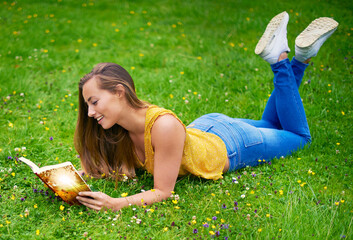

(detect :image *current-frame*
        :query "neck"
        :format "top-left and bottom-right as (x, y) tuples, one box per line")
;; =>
(118, 106), (147, 135)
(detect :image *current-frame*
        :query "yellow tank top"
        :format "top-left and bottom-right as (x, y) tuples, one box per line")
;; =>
(138, 105), (228, 180)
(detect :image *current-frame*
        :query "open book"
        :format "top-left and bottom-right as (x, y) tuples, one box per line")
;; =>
(19, 157), (91, 205)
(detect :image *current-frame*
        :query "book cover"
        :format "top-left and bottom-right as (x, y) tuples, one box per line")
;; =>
(19, 157), (91, 205)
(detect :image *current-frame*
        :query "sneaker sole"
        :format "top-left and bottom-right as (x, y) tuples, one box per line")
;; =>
(295, 17), (339, 48)
(255, 11), (289, 55)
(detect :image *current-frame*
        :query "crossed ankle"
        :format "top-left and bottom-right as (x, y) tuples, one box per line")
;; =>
(277, 52), (288, 62)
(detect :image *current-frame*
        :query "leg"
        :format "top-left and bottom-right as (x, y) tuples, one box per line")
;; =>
(227, 59), (311, 171)
(291, 57), (309, 87)
(259, 57), (309, 129)
(254, 13), (338, 130)
(255, 14), (338, 137)
(253, 12), (291, 128)
(241, 57), (311, 139)
(271, 58), (311, 139)
(234, 127), (310, 170)
(222, 118), (310, 172)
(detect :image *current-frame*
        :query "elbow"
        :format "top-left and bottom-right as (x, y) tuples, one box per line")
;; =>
(155, 188), (172, 201)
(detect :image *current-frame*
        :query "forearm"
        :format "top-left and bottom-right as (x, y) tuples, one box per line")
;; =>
(122, 189), (170, 207)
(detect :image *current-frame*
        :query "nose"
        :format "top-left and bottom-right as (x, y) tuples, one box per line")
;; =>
(88, 105), (95, 118)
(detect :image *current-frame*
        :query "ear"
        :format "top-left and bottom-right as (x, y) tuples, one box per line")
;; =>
(115, 84), (125, 98)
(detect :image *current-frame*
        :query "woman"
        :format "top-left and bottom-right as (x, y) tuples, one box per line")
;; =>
(75, 12), (338, 211)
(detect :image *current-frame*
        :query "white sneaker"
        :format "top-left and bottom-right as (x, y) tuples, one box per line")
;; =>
(255, 11), (290, 65)
(295, 17), (339, 63)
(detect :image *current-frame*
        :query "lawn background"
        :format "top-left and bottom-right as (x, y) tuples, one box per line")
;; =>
(0, 0), (352, 239)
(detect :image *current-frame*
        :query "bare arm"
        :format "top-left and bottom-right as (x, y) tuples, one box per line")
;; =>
(77, 114), (185, 211)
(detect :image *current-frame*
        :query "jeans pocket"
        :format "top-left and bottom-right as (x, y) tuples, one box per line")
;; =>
(230, 120), (263, 147)
(210, 125), (238, 158)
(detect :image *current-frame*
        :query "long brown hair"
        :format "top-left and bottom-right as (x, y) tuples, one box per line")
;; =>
(74, 63), (148, 179)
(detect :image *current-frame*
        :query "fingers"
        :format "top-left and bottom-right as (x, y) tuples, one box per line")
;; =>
(77, 192), (99, 210)
(77, 197), (102, 211)
(78, 191), (98, 198)
(80, 200), (102, 211)
(77, 191), (110, 211)
(77, 195), (97, 205)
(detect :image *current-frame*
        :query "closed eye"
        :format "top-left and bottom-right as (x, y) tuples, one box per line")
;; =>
(92, 100), (98, 105)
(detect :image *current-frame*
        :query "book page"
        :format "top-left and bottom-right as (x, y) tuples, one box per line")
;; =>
(37, 161), (72, 173)
(37, 164), (91, 205)
(18, 157), (39, 173)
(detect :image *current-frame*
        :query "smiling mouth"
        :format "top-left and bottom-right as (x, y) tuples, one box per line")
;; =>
(97, 116), (103, 122)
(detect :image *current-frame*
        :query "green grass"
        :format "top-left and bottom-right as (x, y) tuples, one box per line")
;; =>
(1, 0), (352, 239)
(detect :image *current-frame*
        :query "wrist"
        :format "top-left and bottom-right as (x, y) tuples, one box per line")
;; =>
(123, 197), (132, 207)
(114, 197), (131, 209)
(106, 197), (124, 211)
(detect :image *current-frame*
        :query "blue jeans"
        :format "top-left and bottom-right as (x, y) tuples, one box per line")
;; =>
(187, 58), (311, 171)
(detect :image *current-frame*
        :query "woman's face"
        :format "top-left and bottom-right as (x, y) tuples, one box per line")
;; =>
(82, 77), (125, 129)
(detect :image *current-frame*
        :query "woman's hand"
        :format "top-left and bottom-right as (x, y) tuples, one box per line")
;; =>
(77, 191), (121, 211)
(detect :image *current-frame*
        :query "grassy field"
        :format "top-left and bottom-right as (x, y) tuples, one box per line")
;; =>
(1, 0), (352, 239)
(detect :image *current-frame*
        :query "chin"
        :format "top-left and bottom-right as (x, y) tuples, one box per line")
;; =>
(101, 125), (110, 130)
(100, 123), (114, 130)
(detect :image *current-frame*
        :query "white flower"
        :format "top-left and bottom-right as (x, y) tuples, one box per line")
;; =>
(241, 194), (246, 198)
(174, 194), (180, 200)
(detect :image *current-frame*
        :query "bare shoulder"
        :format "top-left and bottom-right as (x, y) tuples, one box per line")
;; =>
(151, 114), (185, 142)
(153, 114), (183, 128)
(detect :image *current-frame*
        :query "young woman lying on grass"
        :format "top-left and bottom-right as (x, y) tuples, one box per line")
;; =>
(75, 11), (338, 211)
